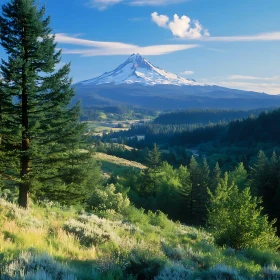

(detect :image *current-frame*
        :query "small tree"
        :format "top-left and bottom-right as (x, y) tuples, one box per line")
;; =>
(207, 173), (280, 250)
(145, 143), (161, 170)
(140, 143), (162, 198)
(188, 156), (210, 224)
(229, 162), (248, 190)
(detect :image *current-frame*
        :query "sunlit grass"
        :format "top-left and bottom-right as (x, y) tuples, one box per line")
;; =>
(95, 152), (147, 170)
(1, 198), (280, 279)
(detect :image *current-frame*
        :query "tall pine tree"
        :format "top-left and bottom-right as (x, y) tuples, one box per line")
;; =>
(0, 0), (100, 208)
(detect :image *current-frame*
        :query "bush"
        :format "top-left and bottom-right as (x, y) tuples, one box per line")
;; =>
(1, 251), (76, 280)
(155, 262), (193, 280)
(0, 199), (43, 228)
(88, 184), (130, 213)
(63, 218), (111, 246)
(148, 210), (173, 230)
(208, 264), (243, 280)
(207, 173), (280, 250)
(262, 265), (280, 279)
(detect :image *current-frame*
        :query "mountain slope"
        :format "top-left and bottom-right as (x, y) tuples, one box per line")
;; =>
(77, 53), (202, 86)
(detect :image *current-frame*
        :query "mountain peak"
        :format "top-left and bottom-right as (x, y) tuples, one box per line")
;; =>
(77, 54), (203, 86)
(130, 53), (142, 58)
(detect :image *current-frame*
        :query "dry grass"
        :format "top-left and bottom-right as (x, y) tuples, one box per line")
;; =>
(95, 152), (146, 170)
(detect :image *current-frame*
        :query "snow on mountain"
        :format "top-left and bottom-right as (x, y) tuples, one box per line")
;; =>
(77, 54), (204, 86)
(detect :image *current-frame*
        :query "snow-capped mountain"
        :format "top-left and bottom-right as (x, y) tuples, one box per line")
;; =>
(77, 53), (203, 86)
(73, 54), (280, 110)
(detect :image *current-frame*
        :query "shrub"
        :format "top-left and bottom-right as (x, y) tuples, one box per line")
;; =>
(125, 248), (166, 279)
(209, 264), (243, 280)
(243, 248), (280, 267)
(262, 265), (280, 279)
(88, 184), (130, 213)
(207, 173), (280, 250)
(155, 262), (193, 280)
(92, 252), (136, 280)
(0, 199), (43, 228)
(162, 243), (185, 261)
(63, 218), (111, 246)
(148, 210), (173, 230)
(1, 251), (77, 280)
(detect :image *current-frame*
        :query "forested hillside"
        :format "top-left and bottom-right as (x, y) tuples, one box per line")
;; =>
(154, 108), (275, 125)
(171, 108), (280, 145)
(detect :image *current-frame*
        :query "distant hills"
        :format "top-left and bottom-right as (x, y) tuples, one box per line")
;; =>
(73, 54), (280, 110)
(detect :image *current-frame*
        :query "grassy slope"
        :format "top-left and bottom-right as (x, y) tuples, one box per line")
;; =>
(1, 199), (280, 279)
(95, 152), (146, 174)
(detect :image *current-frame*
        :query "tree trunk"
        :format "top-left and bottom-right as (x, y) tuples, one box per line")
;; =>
(19, 92), (30, 208)
(19, 30), (30, 209)
(18, 180), (29, 208)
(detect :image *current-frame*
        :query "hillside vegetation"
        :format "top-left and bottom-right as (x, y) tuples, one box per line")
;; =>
(95, 152), (147, 170)
(1, 198), (280, 280)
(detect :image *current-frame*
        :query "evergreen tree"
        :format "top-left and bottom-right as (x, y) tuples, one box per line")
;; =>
(268, 151), (280, 221)
(250, 151), (270, 205)
(210, 162), (221, 192)
(0, 0), (100, 207)
(208, 173), (280, 250)
(139, 143), (162, 198)
(188, 156), (210, 224)
(177, 165), (192, 220)
(229, 162), (248, 190)
(145, 143), (161, 169)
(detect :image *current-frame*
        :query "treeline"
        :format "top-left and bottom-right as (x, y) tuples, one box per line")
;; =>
(171, 108), (280, 146)
(154, 108), (275, 125)
(104, 123), (221, 148)
(106, 108), (280, 149)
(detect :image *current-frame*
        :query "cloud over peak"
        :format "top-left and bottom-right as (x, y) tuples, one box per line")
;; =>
(151, 12), (210, 39)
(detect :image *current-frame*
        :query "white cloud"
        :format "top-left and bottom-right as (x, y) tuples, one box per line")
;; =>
(56, 33), (198, 56)
(201, 75), (280, 95)
(202, 32), (280, 42)
(174, 32), (280, 42)
(181, 70), (194, 75)
(131, 0), (186, 6)
(87, 0), (122, 10)
(56, 33), (136, 49)
(151, 12), (169, 28)
(87, 0), (188, 10)
(228, 75), (280, 81)
(219, 81), (280, 95)
(151, 13), (210, 39)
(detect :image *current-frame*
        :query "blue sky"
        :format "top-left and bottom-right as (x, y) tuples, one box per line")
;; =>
(1, 0), (280, 94)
